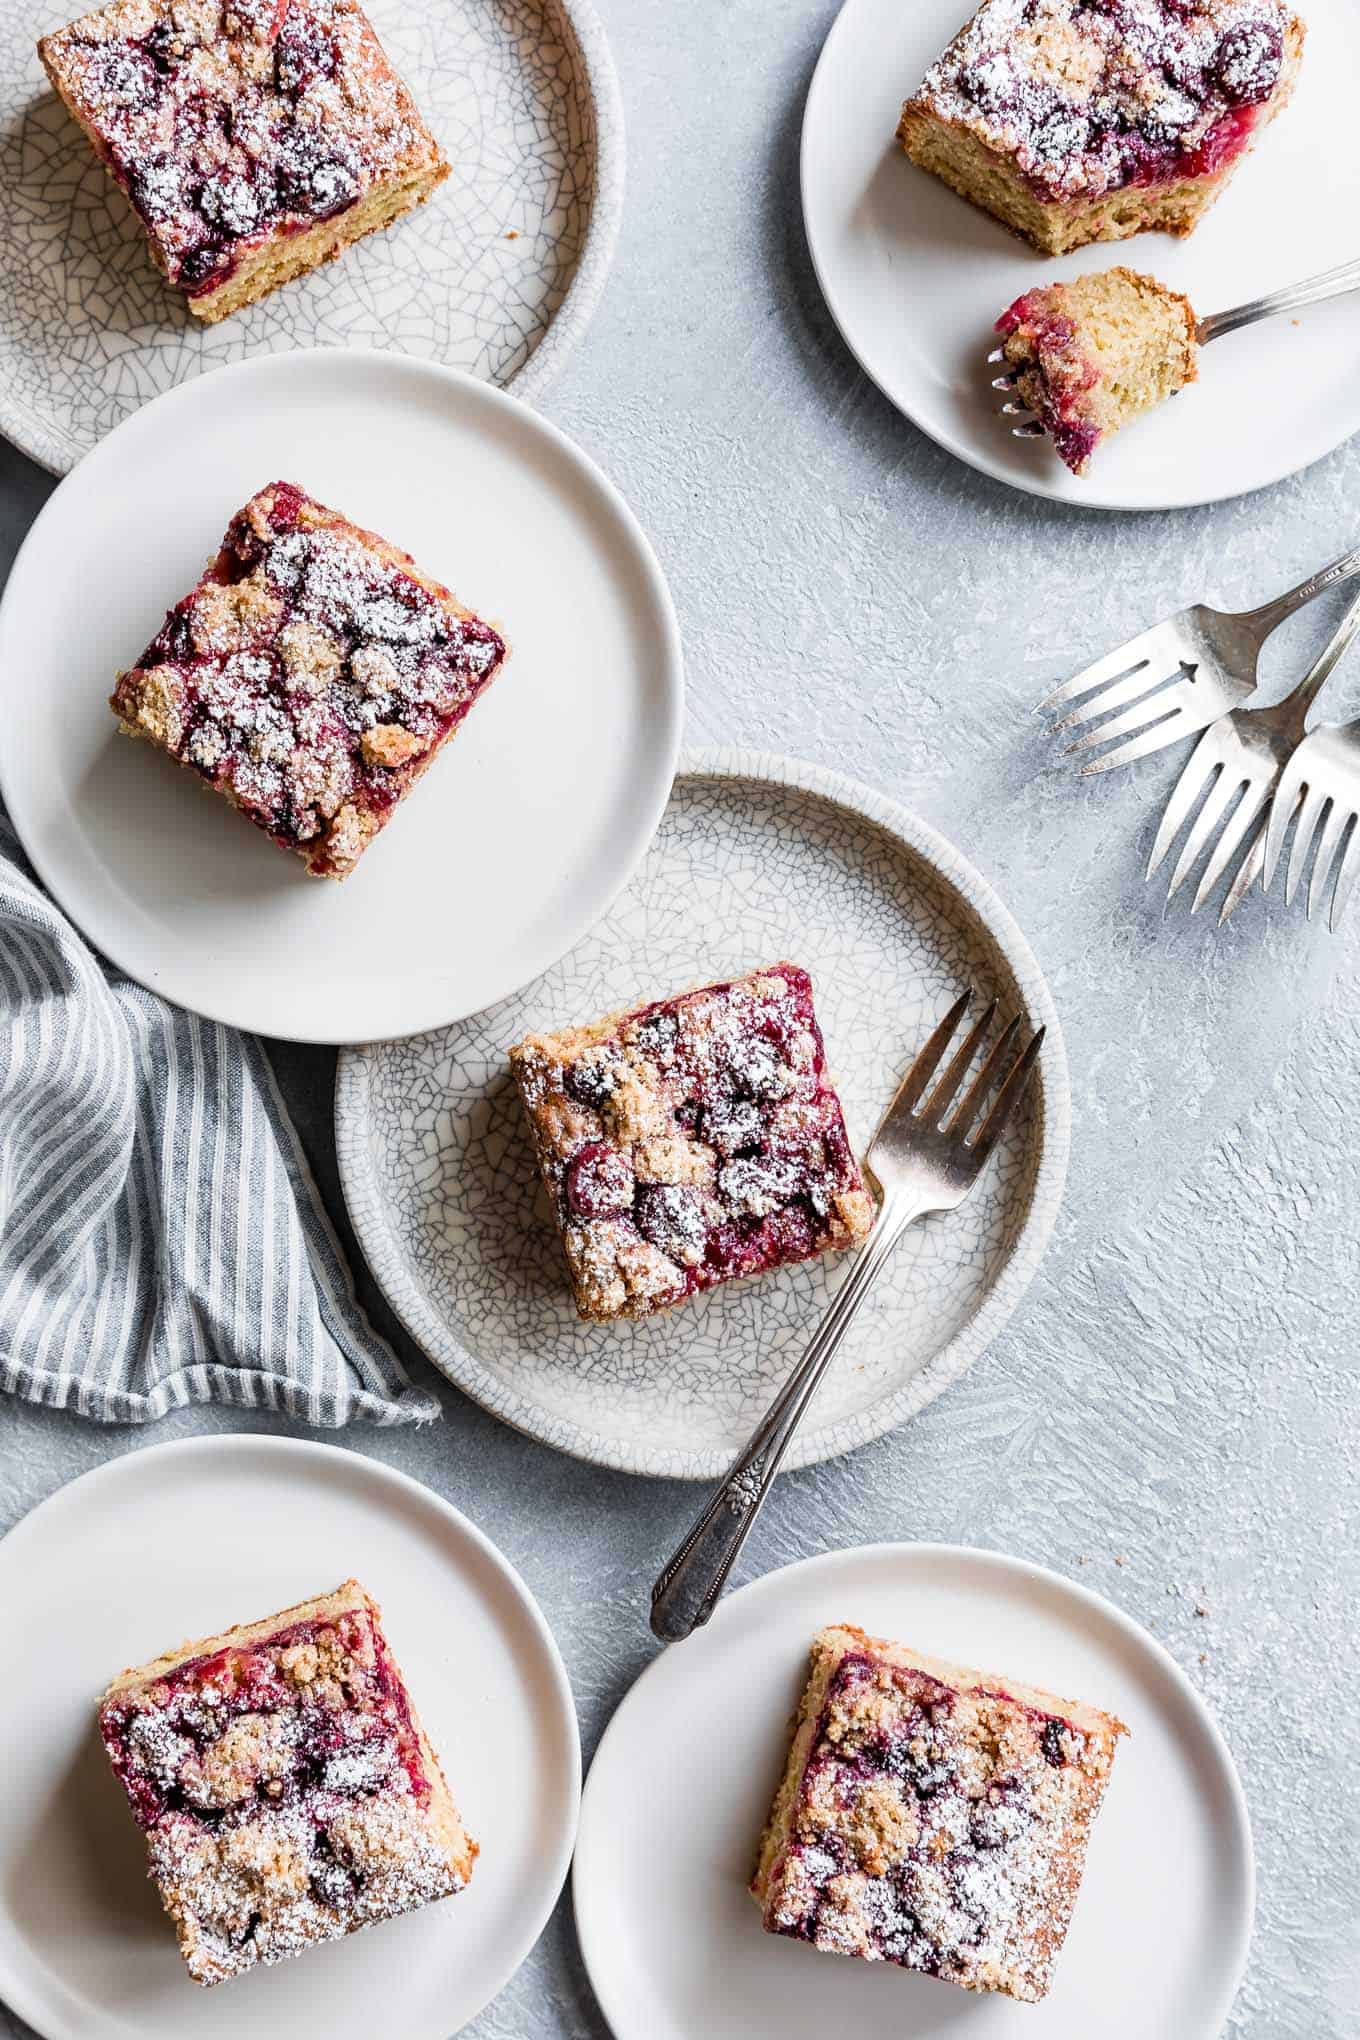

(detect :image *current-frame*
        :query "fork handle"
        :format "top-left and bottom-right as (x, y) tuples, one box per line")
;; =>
(1199, 258), (1360, 344)
(649, 1191), (923, 1644)
(1242, 545), (1360, 638)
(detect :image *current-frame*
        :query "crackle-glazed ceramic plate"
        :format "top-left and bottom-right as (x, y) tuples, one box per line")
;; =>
(0, 1434), (581, 2040)
(336, 751), (1070, 1478)
(0, 347), (683, 1041)
(0, 0), (623, 472)
(802, 0), (1360, 510)
(573, 1544), (1254, 2040)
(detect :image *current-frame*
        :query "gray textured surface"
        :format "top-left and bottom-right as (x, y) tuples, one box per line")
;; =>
(2, 0), (1359, 2034)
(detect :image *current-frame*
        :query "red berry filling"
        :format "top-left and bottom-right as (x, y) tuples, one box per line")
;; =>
(774, 1654), (1087, 1978)
(114, 481), (505, 868)
(515, 966), (875, 1318)
(932, 0), (1289, 204)
(100, 1609), (430, 1841)
(52, 0), (432, 296)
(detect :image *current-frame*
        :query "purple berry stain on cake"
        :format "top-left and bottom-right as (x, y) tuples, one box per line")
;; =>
(511, 966), (877, 1321)
(773, 1655), (1086, 1976)
(931, 0), (1290, 202)
(114, 481), (504, 871)
(48, 0), (432, 297)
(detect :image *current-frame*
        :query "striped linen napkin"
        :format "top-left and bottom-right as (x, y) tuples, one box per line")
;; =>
(0, 810), (438, 1426)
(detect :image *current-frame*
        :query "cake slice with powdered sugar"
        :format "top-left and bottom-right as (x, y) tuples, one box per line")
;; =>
(510, 964), (876, 1323)
(39, 0), (449, 321)
(898, 0), (1305, 256)
(110, 480), (506, 877)
(753, 1623), (1126, 2002)
(98, 1579), (476, 1985)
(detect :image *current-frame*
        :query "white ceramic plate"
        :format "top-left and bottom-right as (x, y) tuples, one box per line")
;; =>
(0, 0), (624, 473)
(802, 0), (1360, 510)
(0, 1433), (580, 2040)
(336, 751), (1070, 1477)
(574, 1543), (1254, 2039)
(0, 347), (683, 1041)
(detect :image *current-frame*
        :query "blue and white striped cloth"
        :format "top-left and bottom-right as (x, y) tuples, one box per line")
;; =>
(0, 809), (438, 1426)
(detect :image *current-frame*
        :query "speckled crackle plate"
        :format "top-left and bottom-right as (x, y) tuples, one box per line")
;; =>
(0, 0), (623, 473)
(336, 751), (1070, 1478)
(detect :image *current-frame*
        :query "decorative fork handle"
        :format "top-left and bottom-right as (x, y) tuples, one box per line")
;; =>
(1244, 544), (1360, 637)
(649, 1190), (923, 1644)
(1198, 258), (1360, 345)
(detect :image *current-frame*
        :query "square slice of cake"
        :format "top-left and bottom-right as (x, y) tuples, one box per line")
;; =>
(110, 480), (507, 877)
(753, 1624), (1126, 2003)
(898, 0), (1305, 256)
(38, 0), (449, 322)
(97, 1579), (476, 1986)
(509, 964), (876, 1323)
(997, 266), (1199, 473)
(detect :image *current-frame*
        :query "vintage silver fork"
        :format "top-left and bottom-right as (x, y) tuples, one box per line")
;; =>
(992, 257), (1360, 441)
(1262, 715), (1360, 930)
(1146, 589), (1360, 924)
(1041, 545), (1360, 776)
(649, 993), (1044, 1644)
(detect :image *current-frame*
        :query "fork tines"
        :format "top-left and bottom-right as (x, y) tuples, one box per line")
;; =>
(1266, 781), (1360, 930)
(896, 991), (1045, 1164)
(986, 347), (1045, 436)
(1040, 625), (1214, 777)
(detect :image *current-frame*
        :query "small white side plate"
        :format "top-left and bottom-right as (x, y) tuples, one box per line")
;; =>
(802, 0), (1360, 510)
(574, 1543), (1254, 2040)
(0, 347), (683, 1042)
(0, 1434), (580, 2040)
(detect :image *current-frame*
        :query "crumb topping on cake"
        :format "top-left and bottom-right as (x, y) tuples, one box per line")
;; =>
(99, 1591), (469, 1984)
(916, 0), (1295, 201)
(40, 0), (442, 297)
(511, 965), (876, 1322)
(110, 481), (505, 876)
(761, 1646), (1121, 2001)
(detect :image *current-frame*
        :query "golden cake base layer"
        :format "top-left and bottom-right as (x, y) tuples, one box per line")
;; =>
(189, 166), (448, 322)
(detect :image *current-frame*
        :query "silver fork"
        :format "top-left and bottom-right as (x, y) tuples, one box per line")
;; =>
(1262, 715), (1360, 930)
(1041, 546), (1360, 776)
(992, 257), (1360, 439)
(649, 993), (1045, 1644)
(1146, 590), (1360, 924)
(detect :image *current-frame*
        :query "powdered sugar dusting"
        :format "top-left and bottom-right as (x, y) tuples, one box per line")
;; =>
(510, 965), (876, 1322)
(99, 1586), (471, 1985)
(914, 0), (1294, 200)
(41, 0), (442, 296)
(761, 1642), (1122, 2003)
(110, 481), (506, 877)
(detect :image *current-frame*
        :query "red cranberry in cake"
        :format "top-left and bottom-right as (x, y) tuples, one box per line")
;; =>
(752, 1624), (1126, 2002)
(898, 0), (1305, 257)
(997, 265), (1200, 474)
(509, 965), (876, 1323)
(98, 1580), (476, 1985)
(110, 481), (507, 878)
(37, 0), (448, 322)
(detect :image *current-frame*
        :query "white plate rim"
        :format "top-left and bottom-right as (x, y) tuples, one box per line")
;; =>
(507, 0), (625, 413)
(572, 1540), (1256, 2040)
(335, 745), (1072, 1477)
(0, 1430), (583, 2040)
(2, 0), (626, 476)
(0, 345), (685, 1044)
(799, 0), (1359, 514)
